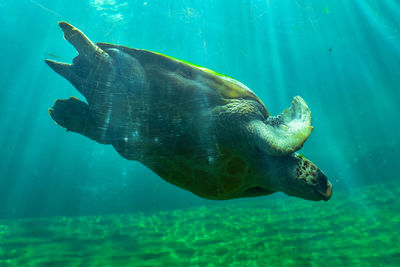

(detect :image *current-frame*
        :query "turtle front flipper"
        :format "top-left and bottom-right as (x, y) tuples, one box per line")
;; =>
(250, 96), (313, 156)
(49, 97), (112, 144)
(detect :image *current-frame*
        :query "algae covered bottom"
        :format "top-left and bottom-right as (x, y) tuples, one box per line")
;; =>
(1, 181), (399, 266)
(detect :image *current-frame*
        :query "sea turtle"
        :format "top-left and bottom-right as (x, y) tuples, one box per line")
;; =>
(46, 22), (332, 201)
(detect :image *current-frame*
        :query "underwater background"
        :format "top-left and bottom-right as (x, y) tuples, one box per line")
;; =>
(0, 0), (399, 265)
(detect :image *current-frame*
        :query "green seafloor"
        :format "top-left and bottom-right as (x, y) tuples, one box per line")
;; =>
(1, 181), (399, 266)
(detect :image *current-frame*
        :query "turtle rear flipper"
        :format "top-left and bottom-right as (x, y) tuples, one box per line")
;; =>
(45, 22), (112, 102)
(49, 97), (112, 144)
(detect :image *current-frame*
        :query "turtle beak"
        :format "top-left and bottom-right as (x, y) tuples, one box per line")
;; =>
(314, 170), (332, 201)
(315, 181), (332, 201)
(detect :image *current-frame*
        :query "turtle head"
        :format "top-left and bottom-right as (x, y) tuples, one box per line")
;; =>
(249, 96), (332, 201)
(265, 154), (332, 201)
(285, 154), (332, 201)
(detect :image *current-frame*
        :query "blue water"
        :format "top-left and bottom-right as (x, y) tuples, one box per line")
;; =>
(0, 0), (399, 265)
